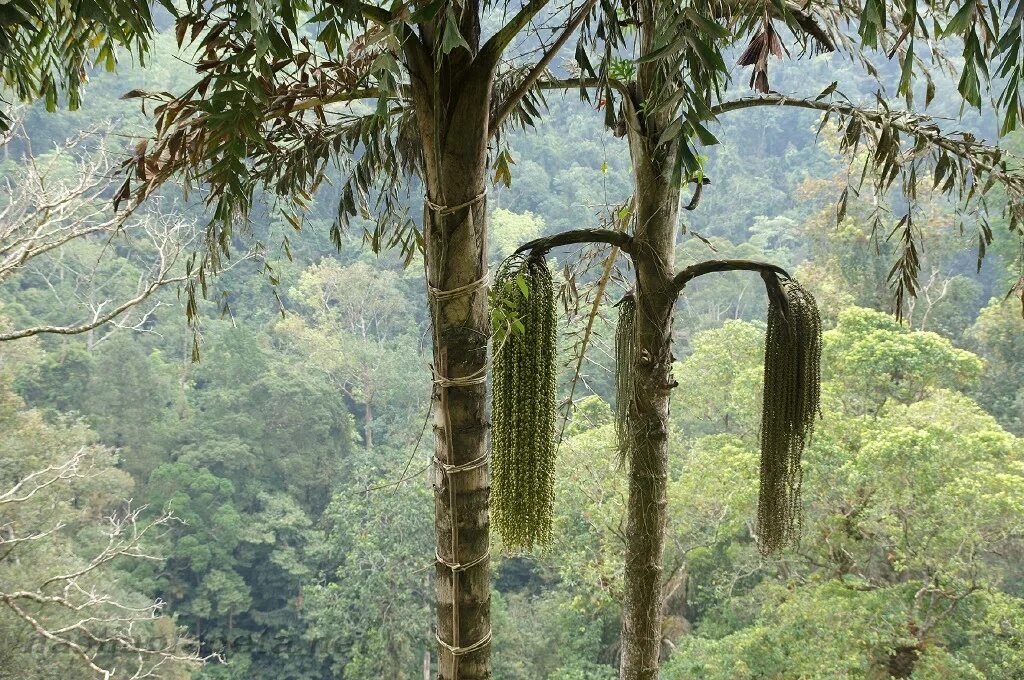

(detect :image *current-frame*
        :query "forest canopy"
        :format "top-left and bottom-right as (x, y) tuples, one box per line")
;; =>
(2, 2), (1024, 680)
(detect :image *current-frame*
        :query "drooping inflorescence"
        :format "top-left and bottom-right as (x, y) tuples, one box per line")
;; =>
(757, 275), (822, 556)
(614, 292), (637, 463)
(490, 253), (557, 551)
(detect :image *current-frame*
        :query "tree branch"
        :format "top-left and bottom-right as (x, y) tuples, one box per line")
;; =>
(0, 274), (186, 342)
(1, 449), (205, 678)
(514, 228), (634, 256)
(0, 451), (94, 508)
(710, 94), (1008, 176)
(672, 259), (791, 296)
(268, 87), (389, 117)
(477, 0), (552, 73)
(534, 76), (632, 102)
(489, 0), (599, 133)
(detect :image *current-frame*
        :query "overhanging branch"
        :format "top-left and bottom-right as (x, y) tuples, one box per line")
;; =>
(515, 228), (634, 256)
(534, 76), (632, 102)
(267, 87), (393, 117)
(672, 259), (790, 296)
(710, 94), (1006, 175)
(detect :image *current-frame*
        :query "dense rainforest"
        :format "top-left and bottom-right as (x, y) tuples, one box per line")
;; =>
(3, 10), (1024, 680)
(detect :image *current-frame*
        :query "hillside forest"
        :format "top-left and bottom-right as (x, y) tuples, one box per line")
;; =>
(3, 5), (1024, 680)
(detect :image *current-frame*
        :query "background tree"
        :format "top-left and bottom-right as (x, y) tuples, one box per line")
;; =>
(0, 340), (202, 679)
(283, 259), (426, 449)
(0, 122), (196, 343)
(499, 309), (1024, 679)
(965, 298), (1024, 434)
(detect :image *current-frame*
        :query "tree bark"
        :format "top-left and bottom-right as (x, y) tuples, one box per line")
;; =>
(363, 367), (374, 450)
(618, 84), (682, 679)
(364, 399), (374, 449)
(406, 9), (494, 678)
(423, 188), (492, 680)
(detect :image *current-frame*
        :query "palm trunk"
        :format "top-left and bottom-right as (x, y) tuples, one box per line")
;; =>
(619, 117), (681, 679)
(423, 188), (492, 680)
(406, 9), (494, 677)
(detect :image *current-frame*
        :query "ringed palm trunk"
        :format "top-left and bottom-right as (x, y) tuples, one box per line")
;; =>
(407, 11), (495, 679)
(619, 125), (681, 679)
(422, 184), (492, 680)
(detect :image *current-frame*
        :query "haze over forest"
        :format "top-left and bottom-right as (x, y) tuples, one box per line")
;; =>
(2, 5), (1024, 680)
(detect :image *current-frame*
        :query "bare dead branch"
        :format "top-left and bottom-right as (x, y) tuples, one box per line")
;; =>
(0, 121), (199, 344)
(1, 448), (207, 678)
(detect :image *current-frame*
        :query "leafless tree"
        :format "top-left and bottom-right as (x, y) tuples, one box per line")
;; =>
(0, 447), (208, 679)
(0, 116), (194, 344)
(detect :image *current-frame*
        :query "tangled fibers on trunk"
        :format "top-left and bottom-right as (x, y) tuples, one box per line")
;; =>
(614, 292), (637, 463)
(757, 275), (822, 556)
(490, 254), (557, 551)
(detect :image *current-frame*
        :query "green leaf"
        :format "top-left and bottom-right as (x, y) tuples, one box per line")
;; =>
(410, 0), (445, 23)
(959, 58), (982, 108)
(690, 120), (720, 147)
(657, 117), (683, 148)
(944, 0), (977, 37)
(815, 81), (838, 101)
(441, 8), (470, 54)
(516, 273), (529, 299)
(493, 149), (515, 188)
(897, 42), (914, 97)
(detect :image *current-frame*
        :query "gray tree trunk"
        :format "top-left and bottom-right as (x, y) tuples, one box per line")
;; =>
(618, 59), (682, 676)
(407, 8), (494, 677)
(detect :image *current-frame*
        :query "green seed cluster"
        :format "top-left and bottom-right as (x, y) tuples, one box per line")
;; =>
(758, 277), (822, 556)
(490, 254), (557, 552)
(614, 293), (637, 463)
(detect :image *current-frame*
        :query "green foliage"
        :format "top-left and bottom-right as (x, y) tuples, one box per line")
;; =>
(672, 320), (766, 438)
(491, 254), (558, 551)
(824, 307), (984, 413)
(303, 480), (433, 680)
(0, 367), (195, 679)
(490, 209), (545, 259)
(0, 0), (166, 132)
(6, 13), (1024, 675)
(283, 259), (428, 448)
(539, 305), (1024, 678)
(669, 317), (1022, 677)
(492, 590), (616, 680)
(966, 298), (1024, 434)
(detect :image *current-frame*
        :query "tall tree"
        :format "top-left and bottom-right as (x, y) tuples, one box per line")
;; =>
(121, 3), (598, 677)
(504, 2), (1024, 677)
